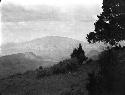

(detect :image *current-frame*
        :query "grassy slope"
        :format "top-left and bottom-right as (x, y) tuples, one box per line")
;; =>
(0, 61), (97, 95)
(0, 53), (56, 78)
(0, 48), (125, 95)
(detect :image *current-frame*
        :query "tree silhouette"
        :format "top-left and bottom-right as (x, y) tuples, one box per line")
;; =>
(71, 43), (87, 64)
(86, 0), (125, 95)
(71, 48), (78, 58)
(86, 0), (125, 46)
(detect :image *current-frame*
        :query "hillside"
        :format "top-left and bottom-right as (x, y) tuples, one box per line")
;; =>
(0, 52), (56, 78)
(0, 47), (125, 95)
(0, 36), (101, 79)
(1, 36), (100, 61)
(87, 47), (125, 95)
(0, 61), (97, 95)
(107, 48), (125, 95)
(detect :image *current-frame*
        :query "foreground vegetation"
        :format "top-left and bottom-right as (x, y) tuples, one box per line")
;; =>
(36, 43), (87, 79)
(0, 44), (125, 95)
(0, 43), (91, 95)
(86, 0), (125, 94)
(0, 0), (125, 94)
(87, 46), (125, 95)
(0, 58), (97, 95)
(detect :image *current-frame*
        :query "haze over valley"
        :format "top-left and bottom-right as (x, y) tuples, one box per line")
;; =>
(0, 36), (101, 78)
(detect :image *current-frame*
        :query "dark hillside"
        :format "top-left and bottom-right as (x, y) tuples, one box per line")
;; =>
(87, 47), (125, 95)
(111, 48), (125, 95)
(0, 52), (56, 78)
(0, 61), (97, 95)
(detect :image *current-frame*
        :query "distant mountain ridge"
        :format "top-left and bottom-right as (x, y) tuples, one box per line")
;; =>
(0, 36), (101, 78)
(1, 36), (100, 61)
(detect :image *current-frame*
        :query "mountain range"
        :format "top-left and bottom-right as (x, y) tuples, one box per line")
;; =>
(1, 36), (100, 60)
(0, 36), (100, 78)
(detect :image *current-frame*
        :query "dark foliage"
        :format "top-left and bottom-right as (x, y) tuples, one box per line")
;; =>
(98, 46), (125, 94)
(50, 58), (79, 74)
(36, 66), (52, 79)
(87, 46), (125, 95)
(87, 72), (98, 95)
(97, 48), (117, 94)
(60, 88), (84, 95)
(36, 67), (49, 79)
(71, 43), (87, 64)
(86, 0), (125, 46)
(36, 58), (80, 79)
(86, 0), (125, 94)
(36, 43), (88, 79)
(60, 84), (85, 95)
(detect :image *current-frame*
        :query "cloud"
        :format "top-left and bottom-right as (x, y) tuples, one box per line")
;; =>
(2, 0), (102, 7)
(1, 3), (61, 22)
(1, 3), (101, 44)
(1, 3), (101, 22)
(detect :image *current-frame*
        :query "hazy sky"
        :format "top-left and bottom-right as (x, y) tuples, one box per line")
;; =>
(1, 0), (103, 45)
(2, 0), (102, 7)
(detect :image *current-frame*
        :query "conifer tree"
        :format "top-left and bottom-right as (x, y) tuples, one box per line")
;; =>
(86, 0), (125, 94)
(71, 43), (87, 64)
(86, 0), (125, 46)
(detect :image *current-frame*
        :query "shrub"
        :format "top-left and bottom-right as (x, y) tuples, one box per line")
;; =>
(71, 43), (87, 64)
(50, 58), (79, 74)
(36, 43), (88, 79)
(36, 58), (80, 79)
(59, 87), (84, 95)
(36, 66), (52, 79)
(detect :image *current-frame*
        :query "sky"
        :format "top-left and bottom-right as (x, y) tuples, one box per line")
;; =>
(1, 0), (103, 45)
(2, 0), (102, 7)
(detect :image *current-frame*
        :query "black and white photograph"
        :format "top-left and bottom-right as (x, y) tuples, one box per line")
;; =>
(0, 0), (125, 95)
